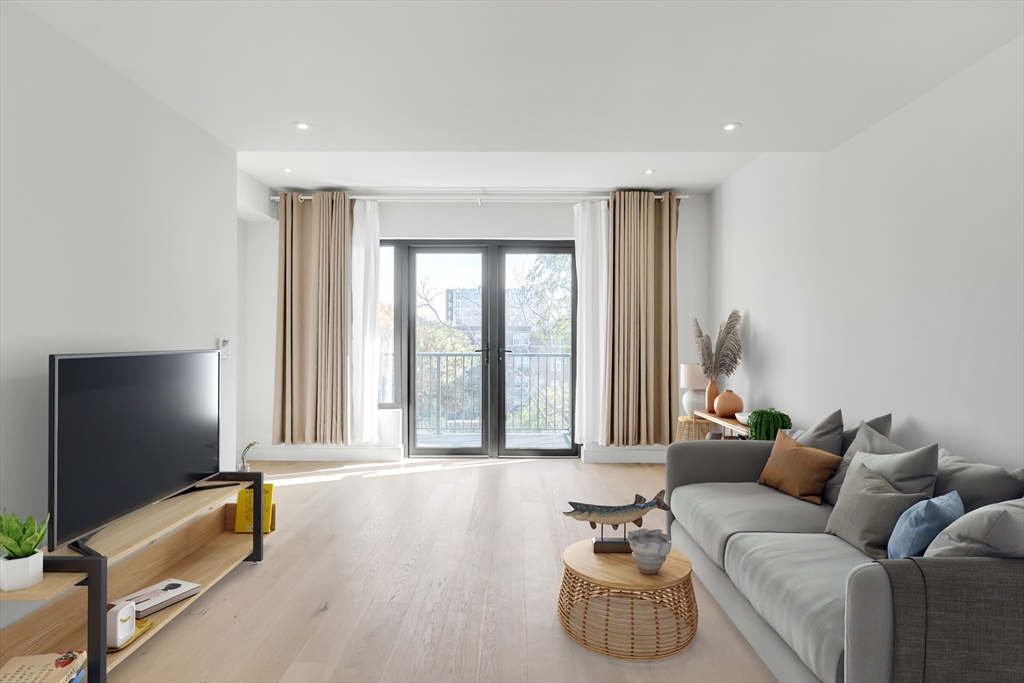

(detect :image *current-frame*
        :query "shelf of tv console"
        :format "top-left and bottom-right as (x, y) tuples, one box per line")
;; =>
(0, 473), (269, 681)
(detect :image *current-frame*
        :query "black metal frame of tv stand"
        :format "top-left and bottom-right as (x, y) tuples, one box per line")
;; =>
(44, 471), (264, 683)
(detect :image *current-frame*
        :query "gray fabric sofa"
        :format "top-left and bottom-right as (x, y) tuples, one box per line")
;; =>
(665, 439), (1023, 683)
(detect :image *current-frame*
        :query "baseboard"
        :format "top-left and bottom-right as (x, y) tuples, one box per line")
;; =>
(670, 521), (820, 682)
(580, 443), (668, 463)
(245, 444), (404, 462)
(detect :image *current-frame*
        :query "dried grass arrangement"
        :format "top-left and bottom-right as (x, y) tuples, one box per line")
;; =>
(693, 310), (743, 381)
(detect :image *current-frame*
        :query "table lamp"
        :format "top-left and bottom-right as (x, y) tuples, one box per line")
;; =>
(680, 364), (707, 417)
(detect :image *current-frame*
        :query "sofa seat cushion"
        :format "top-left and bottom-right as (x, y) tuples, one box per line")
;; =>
(670, 482), (834, 568)
(724, 532), (873, 683)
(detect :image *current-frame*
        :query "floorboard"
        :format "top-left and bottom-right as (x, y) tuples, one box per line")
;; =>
(104, 458), (774, 683)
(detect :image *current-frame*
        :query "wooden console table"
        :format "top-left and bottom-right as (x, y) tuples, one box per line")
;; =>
(0, 472), (266, 682)
(693, 409), (749, 438)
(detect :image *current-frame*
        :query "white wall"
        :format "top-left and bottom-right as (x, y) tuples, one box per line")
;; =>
(239, 220), (280, 450)
(0, 2), (238, 518)
(710, 37), (1024, 471)
(379, 201), (574, 239)
(237, 169), (278, 223)
(236, 219), (250, 451)
(678, 193), (712, 365)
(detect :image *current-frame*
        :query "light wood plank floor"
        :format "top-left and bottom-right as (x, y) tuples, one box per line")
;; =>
(109, 459), (774, 683)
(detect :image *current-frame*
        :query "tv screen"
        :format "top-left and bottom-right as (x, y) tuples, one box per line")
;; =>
(49, 350), (220, 550)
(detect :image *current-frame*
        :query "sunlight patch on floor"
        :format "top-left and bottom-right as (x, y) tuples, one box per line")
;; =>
(266, 457), (542, 486)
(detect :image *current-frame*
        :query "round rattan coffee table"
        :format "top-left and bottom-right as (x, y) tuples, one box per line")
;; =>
(557, 540), (698, 659)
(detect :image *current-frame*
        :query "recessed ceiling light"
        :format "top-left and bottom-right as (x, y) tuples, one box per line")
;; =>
(721, 122), (742, 131)
(282, 168), (293, 173)
(292, 122), (313, 130)
(644, 169), (656, 175)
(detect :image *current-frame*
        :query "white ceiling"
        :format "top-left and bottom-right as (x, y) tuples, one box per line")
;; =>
(22, 0), (1024, 190)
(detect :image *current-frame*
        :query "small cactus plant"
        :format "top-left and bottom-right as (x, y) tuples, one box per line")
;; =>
(0, 510), (49, 559)
(747, 409), (793, 441)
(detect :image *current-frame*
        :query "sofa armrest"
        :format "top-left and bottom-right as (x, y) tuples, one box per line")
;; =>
(845, 563), (895, 683)
(849, 557), (1024, 683)
(664, 439), (773, 528)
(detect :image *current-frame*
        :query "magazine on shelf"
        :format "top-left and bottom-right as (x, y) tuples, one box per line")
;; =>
(0, 650), (86, 683)
(119, 579), (201, 618)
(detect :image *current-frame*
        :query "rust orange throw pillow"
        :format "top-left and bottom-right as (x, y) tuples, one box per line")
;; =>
(758, 431), (843, 504)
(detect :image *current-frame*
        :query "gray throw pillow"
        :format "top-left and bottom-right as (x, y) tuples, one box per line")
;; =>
(924, 499), (1024, 559)
(791, 409), (844, 455)
(934, 448), (1024, 512)
(839, 444), (939, 500)
(826, 465), (928, 559)
(824, 420), (905, 506)
(840, 413), (892, 454)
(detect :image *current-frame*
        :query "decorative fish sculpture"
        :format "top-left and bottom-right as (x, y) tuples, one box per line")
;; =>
(563, 490), (670, 529)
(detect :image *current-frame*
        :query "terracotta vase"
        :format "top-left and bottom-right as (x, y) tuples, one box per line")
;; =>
(705, 379), (720, 413)
(714, 390), (744, 419)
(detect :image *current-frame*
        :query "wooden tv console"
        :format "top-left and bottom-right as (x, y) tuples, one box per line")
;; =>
(0, 472), (267, 682)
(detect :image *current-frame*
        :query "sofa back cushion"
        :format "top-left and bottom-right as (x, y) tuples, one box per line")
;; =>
(826, 465), (928, 559)
(825, 420), (906, 506)
(841, 413), (893, 454)
(838, 444), (939, 500)
(934, 448), (1024, 512)
(924, 499), (1024, 559)
(790, 409), (845, 455)
(758, 432), (842, 505)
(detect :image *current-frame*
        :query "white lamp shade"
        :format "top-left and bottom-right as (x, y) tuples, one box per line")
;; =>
(680, 363), (707, 389)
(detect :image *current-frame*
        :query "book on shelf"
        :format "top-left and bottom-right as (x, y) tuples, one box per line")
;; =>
(119, 579), (200, 618)
(234, 483), (274, 533)
(0, 650), (86, 683)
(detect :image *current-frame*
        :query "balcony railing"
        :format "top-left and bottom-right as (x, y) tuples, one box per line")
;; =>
(415, 352), (482, 433)
(504, 352), (572, 435)
(379, 351), (572, 435)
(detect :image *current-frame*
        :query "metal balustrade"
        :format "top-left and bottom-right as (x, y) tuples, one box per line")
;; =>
(503, 352), (572, 435)
(378, 351), (572, 436)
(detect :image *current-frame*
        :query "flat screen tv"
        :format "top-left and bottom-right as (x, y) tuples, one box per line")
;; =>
(49, 350), (220, 551)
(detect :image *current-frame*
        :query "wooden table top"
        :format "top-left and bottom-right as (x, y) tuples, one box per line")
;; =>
(562, 540), (692, 591)
(693, 409), (749, 437)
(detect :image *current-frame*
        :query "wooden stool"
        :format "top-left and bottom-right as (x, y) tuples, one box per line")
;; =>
(557, 540), (698, 659)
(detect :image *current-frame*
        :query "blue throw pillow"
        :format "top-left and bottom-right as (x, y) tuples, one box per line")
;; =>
(888, 491), (965, 559)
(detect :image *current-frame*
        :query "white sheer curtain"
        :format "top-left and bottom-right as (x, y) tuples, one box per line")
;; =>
(573, 200), (610, 445)
(348, 200), (380, 444)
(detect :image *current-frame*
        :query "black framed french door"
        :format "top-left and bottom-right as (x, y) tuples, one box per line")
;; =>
(394, 241), (577, 458)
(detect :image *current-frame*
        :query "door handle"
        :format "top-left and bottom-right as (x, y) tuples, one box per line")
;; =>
(474, 347), (489, 365)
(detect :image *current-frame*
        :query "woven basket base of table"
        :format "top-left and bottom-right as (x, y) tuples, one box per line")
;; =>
(676, 417), (715, 442)
(557, 568), (698, 659)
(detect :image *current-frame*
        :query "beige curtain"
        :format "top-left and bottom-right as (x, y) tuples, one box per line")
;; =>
(604, 191), (679, 446)
(273, 191), (351, 445)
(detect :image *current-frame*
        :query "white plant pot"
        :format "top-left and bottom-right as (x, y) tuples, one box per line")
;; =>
(0, 550), (43, 592)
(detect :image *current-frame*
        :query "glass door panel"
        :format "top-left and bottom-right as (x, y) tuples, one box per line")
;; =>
(501, 251), (575, 454)
(411, 250), (486, 453)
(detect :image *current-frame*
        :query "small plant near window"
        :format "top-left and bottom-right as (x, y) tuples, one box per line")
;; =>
(239, 441), (259, 472)
(747, 409), (793, 441)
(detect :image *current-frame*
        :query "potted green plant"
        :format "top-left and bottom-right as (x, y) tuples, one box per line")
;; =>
(0, 510), (49, 591)
(746, 408), (793, 441)
(239, 441), (258, 472)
